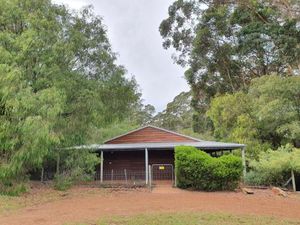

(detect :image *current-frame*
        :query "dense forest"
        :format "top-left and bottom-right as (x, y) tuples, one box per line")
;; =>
(0, 0), (299, 193)
(0, 0), (154, 194)
(159, 0), (300, 186)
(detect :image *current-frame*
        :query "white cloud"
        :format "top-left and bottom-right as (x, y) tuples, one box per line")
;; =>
(52, 0), (89, 9)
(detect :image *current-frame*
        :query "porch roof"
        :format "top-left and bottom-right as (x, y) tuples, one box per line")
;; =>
(71, 141), (245, 151)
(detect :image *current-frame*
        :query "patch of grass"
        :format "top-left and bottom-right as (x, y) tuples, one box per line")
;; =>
(0, 182), (28, 196)
(93, 212), (300, 225)
(0, 195), (24, 214)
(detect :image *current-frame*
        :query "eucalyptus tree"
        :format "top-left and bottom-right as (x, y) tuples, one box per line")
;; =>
(0, 0), (140, 191)
(152, 92), (194, 131)
(160, 0), (300, 132)
(207, 75), (300, 159)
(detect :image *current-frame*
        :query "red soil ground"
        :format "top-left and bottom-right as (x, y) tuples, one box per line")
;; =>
(0, 185), (300, 225)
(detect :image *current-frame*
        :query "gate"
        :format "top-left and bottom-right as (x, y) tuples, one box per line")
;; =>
(150, 164), (174, 186)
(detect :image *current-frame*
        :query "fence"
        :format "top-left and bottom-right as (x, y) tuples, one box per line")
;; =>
(95, 169), (146, 185)
(36, 166), (175, 188)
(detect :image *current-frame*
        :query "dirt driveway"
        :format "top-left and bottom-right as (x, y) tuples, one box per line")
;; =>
(0, 186), (300, 225)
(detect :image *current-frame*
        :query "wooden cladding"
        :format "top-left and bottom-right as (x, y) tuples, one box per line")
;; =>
(103, 151), (145, 171)
(103, 150), (174, 171)
(105, 126), (197, 144)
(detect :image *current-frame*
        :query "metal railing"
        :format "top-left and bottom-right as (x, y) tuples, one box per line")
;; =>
(95, 169), (146, 184)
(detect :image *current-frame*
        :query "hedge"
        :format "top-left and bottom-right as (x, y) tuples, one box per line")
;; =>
(175, 146), (243, 191)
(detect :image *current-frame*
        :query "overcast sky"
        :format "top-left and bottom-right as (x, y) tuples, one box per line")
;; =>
(52, 0), (189, 112)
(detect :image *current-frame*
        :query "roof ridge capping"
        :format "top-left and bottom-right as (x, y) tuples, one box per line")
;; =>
(103, 125), (203, 144)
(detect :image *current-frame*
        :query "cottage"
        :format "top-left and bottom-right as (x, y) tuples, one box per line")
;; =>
(78, 125), (245, 185)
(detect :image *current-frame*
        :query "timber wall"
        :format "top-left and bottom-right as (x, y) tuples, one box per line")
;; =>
(106, 127), (197, 144)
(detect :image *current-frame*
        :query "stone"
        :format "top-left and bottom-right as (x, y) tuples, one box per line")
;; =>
(272, 187), (288, 197)
(242, 187), (254, 194)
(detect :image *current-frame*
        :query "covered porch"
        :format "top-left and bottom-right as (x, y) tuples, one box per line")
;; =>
(92, 141), (246, 185)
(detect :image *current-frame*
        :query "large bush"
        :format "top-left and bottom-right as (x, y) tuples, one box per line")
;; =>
(53, 149), (100, 191)
(175, 146), (243, 191)
(245, 144), (300, 186)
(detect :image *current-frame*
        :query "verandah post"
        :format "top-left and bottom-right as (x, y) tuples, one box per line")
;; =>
(41, 167), (44, 182)
(100, 151), (104, 183)
(145, 148), (148, 184)
(148, 165), (152, 190)
(291, 170), (296, 192)
(56, 151), (60, 175)
(124, 169), (128, 184)
(241, 146), (246, 179)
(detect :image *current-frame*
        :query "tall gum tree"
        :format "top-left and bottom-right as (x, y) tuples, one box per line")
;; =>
(0, 0), (140, 187)
(159, 0), (300, 132)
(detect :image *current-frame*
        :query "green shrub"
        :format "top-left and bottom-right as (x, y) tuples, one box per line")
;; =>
(244, 171), (267, 186)
(0, 181), (27, 196)
(52, 149), (100, 191)
(0, 172), (28, 196)
(53, 174), (73, 191)
(246, 144), (300, 186)
(175, 146), (243, 191)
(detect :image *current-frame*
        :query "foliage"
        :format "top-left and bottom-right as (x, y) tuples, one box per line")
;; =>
(151, 91), (212, 140)
(132, 102), (156, 126)
(175, 146), (243, 191)
(152, 92), (193, 131)
(244, 170), (267, 186)
(207, 92), (269, 159)
(0, 0), (141, 193)
(0, 182), (27, 196)
(207, 92), (253, 140)
(53, 149), (99, 191)
(53, 174), (73, 191)
(60, 149), (99, 182)
(160, 0), (300, 131)
(179, 128), (213, 141)
(87, 120), (139, 144)
(207, 75), (300, 159)
(249, 75), (300, 147)
(246, 144), (300, 186)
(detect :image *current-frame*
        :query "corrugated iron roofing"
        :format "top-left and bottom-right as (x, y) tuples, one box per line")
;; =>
(71, 141), (244, 151)
(67, 126), (245, 151)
